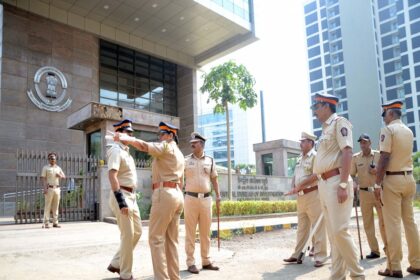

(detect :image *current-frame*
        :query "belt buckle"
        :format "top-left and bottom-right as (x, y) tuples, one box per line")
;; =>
(198, 193), (204, 199)
(368, 186), (374, 192)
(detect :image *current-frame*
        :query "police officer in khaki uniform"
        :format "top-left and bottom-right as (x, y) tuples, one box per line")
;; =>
(184, 132), (221, 274)
(283, 131), (327, 267)
(374, 101), (420, 278)
(115, 121), (184, 280)
(311, 93), (365, 280)
(107, 119), (142, 280)
(41, 152), (65, 228)
(350, 133), (386, 259)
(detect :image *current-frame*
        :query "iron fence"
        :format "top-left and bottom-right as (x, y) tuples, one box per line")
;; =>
(15, 150), (99, 224)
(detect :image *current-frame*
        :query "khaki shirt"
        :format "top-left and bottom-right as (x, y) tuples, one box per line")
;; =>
(313, 113), (353, 174)
(41, 164), (64, 186)
(379, 119), (413, 171)
(351, 150), (379, 187)
(147, 140), (184, 184)
(294, 149), (317, 188)
(185, 153), (218, 193)
(107, 142), (137, 188)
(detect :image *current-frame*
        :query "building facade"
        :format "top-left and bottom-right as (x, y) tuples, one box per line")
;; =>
(303, 0), (420, 152)
(0, 0), (256, 198)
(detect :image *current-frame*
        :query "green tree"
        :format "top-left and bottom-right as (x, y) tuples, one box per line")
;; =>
(413, 152), (420, 183)
(200, 60), (257, 200)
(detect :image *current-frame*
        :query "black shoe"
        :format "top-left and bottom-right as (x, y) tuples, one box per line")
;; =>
(366, 252), (380, 259)
(187, 265), (199, 274)
(202, 263), (219, 271)
(407, 266), (420, 276)
(107, 264), (120, 274)
(378, 268), (403, 278)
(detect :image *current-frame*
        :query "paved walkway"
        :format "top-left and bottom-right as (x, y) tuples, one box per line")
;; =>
(1, 209), (419, 280)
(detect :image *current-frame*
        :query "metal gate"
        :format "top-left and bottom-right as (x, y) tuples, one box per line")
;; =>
(15, 150), (99, 224)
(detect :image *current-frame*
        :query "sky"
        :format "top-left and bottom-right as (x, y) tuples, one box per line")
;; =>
(199, 0), (312, 143)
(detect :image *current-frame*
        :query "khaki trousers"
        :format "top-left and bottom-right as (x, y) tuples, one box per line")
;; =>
(359, 189), (386, 255)
(291, 190), (328, 262)
(184, 194), (213, 267)
(382, 174), (420, 271)
(109, 190), (142, 280)
(149, 187), (184, 280)
(43, 187), (60, 225)
(318, 175), (365, 280)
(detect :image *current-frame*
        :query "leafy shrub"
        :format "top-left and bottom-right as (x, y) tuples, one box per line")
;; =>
(212, 200), (297, 217)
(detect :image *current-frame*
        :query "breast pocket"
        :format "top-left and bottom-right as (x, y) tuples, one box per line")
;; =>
(203, 163), (212, 175)
(185, 164), (195, 178)
(318, 133), (334, 150)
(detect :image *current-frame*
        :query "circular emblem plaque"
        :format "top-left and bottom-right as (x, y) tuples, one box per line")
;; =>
(27, 66), (72, 112)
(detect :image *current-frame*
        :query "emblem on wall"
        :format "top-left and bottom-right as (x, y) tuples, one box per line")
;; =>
(27, 66), (72, 112)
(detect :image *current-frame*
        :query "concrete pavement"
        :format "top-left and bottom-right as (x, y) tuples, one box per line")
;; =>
(1, 209), (419, 280)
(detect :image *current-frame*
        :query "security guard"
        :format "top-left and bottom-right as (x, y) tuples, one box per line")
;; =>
(114, 121), (184, 280)
(311, 93), (365, 280)
(184, 132), (221, 274)
(374, 101), (420, 278)
(107, 119), (142, 280)
(41, 152), (65, 228)
(283, 132), (327, 267)
(350, 133), (386, 259)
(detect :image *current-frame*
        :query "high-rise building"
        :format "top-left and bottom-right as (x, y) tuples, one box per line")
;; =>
(303, 0), (420, 152)
(197, 103), (260, 167)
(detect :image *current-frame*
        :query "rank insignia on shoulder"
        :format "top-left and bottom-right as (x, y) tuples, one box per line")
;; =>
(340, 127), (348, 136)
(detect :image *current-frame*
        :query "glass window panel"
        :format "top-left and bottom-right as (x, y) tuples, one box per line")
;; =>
(406, 97), (413, 109)
(100, 40), (177, 116)
(100, 88), (118, 99)
(405, 83), (412, 94)
(118, 86), (136, 101)
(308, 46), (321, 58)
(118, 71), (134, 87)
(100, 68), (117, 84)
(306, 23), (318, 36)
(310, 69), (323, 81)
(307, 35), (319, 47)
(305, 12), (318, 25)
(135, 97), (150, 110)
(150, 101), (163, 114)
(409, 6), (420, 21)
(407, 111), (414, 123)
(309, 57), (321, 69)
(304, 2), (316, 14)
(382, 48), (395, 60)
(100, 98), (118, 106)
(413, 36), (420, 49)
(379, 8), (391, 21)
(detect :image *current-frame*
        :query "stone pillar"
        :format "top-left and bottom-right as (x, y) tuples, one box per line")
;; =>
(177, 65), (197, 154)
(0, 3), (3, 104)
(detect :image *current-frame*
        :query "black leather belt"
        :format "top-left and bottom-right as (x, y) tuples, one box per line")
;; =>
(359, 187), (374, 192)
(386, 171), (412, 175)
(186, 191), (211, 198)
(120, 186), (134, 193)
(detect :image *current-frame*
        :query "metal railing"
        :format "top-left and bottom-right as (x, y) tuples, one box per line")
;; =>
(15, 150), (99, 224)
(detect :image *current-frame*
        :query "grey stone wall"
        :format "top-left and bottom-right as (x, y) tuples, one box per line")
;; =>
(0, 5), (99, 195)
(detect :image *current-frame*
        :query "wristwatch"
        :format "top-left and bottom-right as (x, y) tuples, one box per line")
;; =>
(339, 182), (347, 189)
